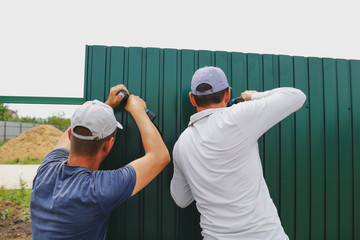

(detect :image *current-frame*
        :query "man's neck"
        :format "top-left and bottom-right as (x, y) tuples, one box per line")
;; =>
(196, 102), (227, 112)
(67, 154), (102, 171)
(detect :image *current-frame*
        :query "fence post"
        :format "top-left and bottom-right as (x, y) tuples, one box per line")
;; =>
(4, 121), (6, 141)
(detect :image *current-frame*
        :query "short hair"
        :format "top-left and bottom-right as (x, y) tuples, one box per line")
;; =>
(70, 126), (117, 156)
(193, 83), (228, 107)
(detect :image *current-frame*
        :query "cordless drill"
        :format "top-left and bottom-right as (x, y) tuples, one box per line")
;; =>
(117, 91), (157, 121)
(227, 97), (245, 107)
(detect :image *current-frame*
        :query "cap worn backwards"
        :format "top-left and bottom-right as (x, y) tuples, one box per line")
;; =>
(71, 100), (123, 140)
(191, 66), (230, 96)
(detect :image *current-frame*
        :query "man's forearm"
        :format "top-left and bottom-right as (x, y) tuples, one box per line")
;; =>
(128, 109), (170, 196)
(54, 128), (71, 150)
(234, 87), (306, 141)
(130, 110), (166, 156)
(251, 87), (306, 112)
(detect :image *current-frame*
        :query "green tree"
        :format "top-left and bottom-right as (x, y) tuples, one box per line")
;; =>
(13, 116), (39, 123)
(45, 112), (70, 131)
(0, 103), (12, 121)
(0, 105), (70, 132)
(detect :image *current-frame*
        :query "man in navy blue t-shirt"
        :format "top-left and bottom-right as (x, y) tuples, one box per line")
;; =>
(30, 84), (170, 240)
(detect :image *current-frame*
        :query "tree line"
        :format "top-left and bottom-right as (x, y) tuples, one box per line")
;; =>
(0, 103), (70, 132)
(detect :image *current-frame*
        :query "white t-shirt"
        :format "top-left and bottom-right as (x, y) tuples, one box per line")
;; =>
(170, 87), (306, 240)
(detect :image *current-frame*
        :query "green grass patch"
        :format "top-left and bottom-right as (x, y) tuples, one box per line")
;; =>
(0, 139), (9, 147)
(0, 179), (31, 207)
(1, 207), (11, 220)
(2, 157), (43, 165)
(0, 189), (32, 207)
(0, 178), (31, 222)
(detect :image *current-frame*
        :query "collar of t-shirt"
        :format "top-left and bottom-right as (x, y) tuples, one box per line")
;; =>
(188, 107), (226, 126)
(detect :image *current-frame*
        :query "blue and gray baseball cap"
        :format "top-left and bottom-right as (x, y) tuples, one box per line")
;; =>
(191, 66), (230, 96)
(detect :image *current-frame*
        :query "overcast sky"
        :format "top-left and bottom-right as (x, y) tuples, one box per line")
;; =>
(1, 0), (359, 118)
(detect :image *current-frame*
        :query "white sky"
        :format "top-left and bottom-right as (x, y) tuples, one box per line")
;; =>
(1, 0), (359, 118)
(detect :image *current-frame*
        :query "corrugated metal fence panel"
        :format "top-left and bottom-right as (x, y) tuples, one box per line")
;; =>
(0, 96), (84, 105)
(84, 45), (360, 240)
(351, 60), (360, 240)
(294, 56), (311, 240)
(323, 58), (339, 240)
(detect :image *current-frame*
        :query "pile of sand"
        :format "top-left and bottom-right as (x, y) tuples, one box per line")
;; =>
(0, 125), (63, 162)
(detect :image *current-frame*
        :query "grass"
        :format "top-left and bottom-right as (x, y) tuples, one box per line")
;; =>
(4, 157), (43, 165)
(1, 208), (10, 220)
(0, 139), (9, 147)
(0, 178), (31, 207)
(0, 178), (31, 222)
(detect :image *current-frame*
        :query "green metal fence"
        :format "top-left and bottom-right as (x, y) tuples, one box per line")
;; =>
(0, 96), (84, 105)
(85, 45), (360, 240)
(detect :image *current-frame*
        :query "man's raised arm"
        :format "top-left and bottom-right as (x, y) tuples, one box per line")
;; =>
(105, 84), (170, 196)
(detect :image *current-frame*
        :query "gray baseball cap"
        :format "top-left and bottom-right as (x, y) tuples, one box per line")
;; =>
(191, 66), (230, 96)
(71, 100), (123, 140)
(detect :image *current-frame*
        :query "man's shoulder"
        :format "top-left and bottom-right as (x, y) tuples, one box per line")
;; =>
(174, 128), (191, 147)
(41, 148), (69, 166)
(34, 148), (70, 184)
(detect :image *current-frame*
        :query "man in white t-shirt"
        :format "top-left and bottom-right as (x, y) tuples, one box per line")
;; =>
(170, 66), (306, 240)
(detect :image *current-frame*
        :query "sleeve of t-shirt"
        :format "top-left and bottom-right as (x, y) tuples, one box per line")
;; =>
(94, 165), (136, 215)
(170, 141), (194, 208)
(229, 87), (306, 142)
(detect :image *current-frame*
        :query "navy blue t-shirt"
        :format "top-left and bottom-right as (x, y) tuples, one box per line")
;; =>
(30, 148), (136, 240)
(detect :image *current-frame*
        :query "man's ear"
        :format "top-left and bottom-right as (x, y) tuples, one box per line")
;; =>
(224, 88), (231, 103)
(103, 137), (115, 154)
(189, 92), (197, 107)
(68, 129), (71, 140)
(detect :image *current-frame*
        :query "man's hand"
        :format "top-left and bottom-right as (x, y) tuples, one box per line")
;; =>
(105, 84), (129, 109)
(240, 90), (257, 101)
(125, 95), (147, 115)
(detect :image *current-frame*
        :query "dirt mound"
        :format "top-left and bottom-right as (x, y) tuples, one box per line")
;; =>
(0, 125), (63, 162)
